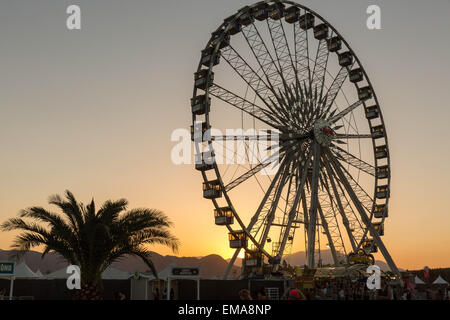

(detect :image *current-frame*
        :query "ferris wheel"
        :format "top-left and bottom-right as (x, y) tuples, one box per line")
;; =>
(190, 0), (400, 279)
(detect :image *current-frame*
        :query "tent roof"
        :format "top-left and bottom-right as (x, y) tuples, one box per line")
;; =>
(414, 276), (425, 284)
(14, 262), (40, 279)
(0, 262), (39, 279)
(45, 267), (130, 280)
(433, 275), (449, 285)
(156, 263), (176, 280)
(135, 263), (176, 280)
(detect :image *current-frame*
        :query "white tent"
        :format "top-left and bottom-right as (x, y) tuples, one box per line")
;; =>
(133, 263), (175, 280)
(35, 269), (44, 278)
(156, 263), (176, 280)
(45, 266), (130, 280)
(14, 262), (40, 279)
(414, 276), (425, 284)
(433, 275), (449, 285)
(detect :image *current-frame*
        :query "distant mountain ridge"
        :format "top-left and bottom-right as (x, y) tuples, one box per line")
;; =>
(0, 249), (240, 279)
(0, 248), (405, 279)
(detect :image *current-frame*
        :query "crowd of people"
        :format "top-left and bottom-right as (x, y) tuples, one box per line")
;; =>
(238, 277), (449, 300)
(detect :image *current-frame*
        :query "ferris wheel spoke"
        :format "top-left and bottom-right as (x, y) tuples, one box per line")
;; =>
(253, 167), (291, 243)
(310, 38), (331, 106)
(220, 45), (287, 121)
(333, 133), (372, 140)
(294, 21), (311, 86)
(332, 154), (374, 212)
(285, 80), (310, 131)
(258, 160), (295, 247)
(276, 164), (298, 239)
(266, 95), (302, 129)
(325, 151), (370, 246)
(328, 100), (364, 124)
(241, 23), (298, 126)
(318, 188), (347, 258)
(323, 160), (358, 251)
(327, 157), (365, 252)
(317, 203), (340, 265)
(224, 159), (276, 193)
(324, 154), (366, 248)
(319, 65), (352, 118)
(241, 23), (283, 88)
(332, 172), (366, 245)
(266, 18), (297, 86)
(330, 145), (375, 176)
(212, 135), (273, 142)
(274, 147), (313, 259)
(209, 84), (281, 128)
(246, 156), (291, 235)
(221, 248), (241, 280)
(326, 149), (401, 277)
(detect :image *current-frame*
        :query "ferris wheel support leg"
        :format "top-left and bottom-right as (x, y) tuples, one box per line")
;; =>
(222, 248), (241, 280)
(306, 143), (322, 268)
(301, 192), (309, 258)
(326, 150), (402, 279)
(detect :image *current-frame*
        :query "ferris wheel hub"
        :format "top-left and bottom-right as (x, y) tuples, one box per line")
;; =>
(313, 118), (334, 147)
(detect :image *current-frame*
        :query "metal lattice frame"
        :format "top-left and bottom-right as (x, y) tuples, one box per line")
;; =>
(191, 0), (398, 279)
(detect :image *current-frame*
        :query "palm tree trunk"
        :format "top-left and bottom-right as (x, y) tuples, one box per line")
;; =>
(73, 282), (103, 300)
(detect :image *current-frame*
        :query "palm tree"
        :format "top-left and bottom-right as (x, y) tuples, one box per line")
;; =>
(1, 190), (179, 300)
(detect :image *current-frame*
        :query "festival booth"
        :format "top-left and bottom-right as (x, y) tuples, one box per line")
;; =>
(432, 275), (449, 298)
(130, 263), (201, 300)
(429, 275), (449, 300)
(0, 262), (40, 300)
(432, 276), (449, 299)
(129, 263), (174, 300)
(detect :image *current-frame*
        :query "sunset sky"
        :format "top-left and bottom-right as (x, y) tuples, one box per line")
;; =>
(0, 0), (449, 270)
